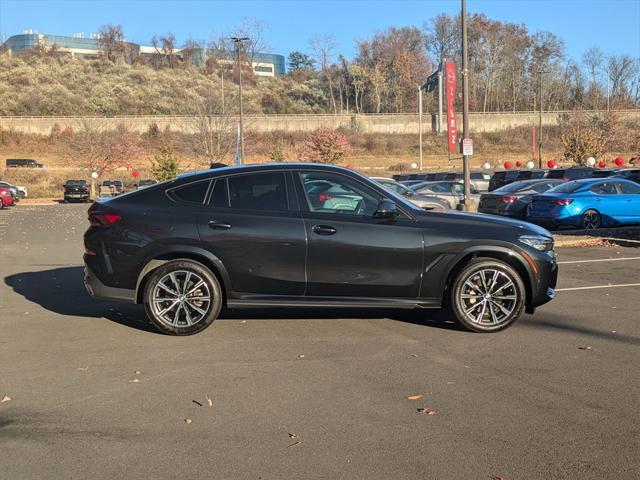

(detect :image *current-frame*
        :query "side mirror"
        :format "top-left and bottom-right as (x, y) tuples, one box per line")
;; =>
(374, 199), (399, 218)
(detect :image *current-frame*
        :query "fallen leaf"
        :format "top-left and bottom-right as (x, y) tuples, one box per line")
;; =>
(1, 395), (11, 403)
(288, 433), (298, 439)
(288, 441), (301, 448)
(192, 400), (203, 407)
(207, 397), (213, 407)
(298, 354), (305, 359)
(184, 418), (192, 424)
(578, 346), (593, 351)
(76, 366), (89, 371)
(411, 354), (418, 358)
(134, 370), (141, 375)
(491, 476), (504, 480)
(240, 320), (247, 324)
(129, 378), (140, 383)
(406, 394), (423, 401)
(417, 407), (437, 415)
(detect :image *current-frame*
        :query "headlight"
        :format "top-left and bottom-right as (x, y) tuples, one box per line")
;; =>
(519, 234), (554, 252)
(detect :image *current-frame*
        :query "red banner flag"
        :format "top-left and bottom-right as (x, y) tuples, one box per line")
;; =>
(445, 61), (457, 154)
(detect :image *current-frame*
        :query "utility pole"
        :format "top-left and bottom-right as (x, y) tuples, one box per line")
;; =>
(231, 36), (248, 163)
(606, 67), (610, 111)
(438, 59), (444, 135)
(537, 69), (547, 168)
(461, 0), (471, 208)
(418, 85), (423, 170)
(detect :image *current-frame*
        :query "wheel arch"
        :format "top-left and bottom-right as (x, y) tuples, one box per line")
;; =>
(442, 246), (535, 313)
(135, 246), (231, 304)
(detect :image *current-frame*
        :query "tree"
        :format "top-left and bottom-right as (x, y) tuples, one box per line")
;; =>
(152, 146), (180, 181)
(97, 24), (127, 63)
(190, 88), (235, 165)
(560, 110), (618, 165)
(288, 51), (315, 72)
(310, 34), (338, 113)
(300, 128), (351, 164)
(582, 46), (605, 108)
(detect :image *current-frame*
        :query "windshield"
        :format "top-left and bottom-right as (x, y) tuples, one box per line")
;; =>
(66, 180), (87, 186)
(547, 181), (584, 193)
(493, 180), (531, 193)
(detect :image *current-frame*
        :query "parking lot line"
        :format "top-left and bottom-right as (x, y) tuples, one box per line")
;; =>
(557, 283), (640, 292)
(558, 256), (640, 264)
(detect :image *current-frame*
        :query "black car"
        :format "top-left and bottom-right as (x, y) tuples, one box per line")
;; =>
(545, 167), (594, 181)
(614, 168), (640, 184)
(63, 180), (90, 202)
(590, 169), (620, 178)
(84, 163), (557, 335)
(135, 179), (158, 189)
(488, 169), (546, 191)
(478, 179), (564, 219)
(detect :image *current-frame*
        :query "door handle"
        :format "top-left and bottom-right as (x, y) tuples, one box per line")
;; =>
(312, 224), (337, 235)
(208, 220), (232, 230)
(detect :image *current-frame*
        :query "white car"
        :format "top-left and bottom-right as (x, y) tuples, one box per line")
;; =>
(411, 181), (481, 209)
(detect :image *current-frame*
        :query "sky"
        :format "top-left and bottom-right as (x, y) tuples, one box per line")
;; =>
(1, 0), (639, 62)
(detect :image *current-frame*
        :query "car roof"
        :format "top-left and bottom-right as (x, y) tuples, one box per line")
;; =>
(175, 163), (360, 182)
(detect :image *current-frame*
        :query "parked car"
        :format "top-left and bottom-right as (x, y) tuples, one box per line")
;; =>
(411, 181), (480, 209)
(440, 172), (492, 192)
(5, 158), (45, 168)
(488, 169), (546, 191)
(135, 179), (158, 189)
(478, 179), (564, 219)
(371, 177), (450, 210)
(84, 163), (557, 335)
(545, 167), (594, 181)
(590, 169), (620, 178)
(614, 168), (640, 184)
(0, 181), (22, 202)
(99, 180), (125, 196)
(63, 179), (91, 203)
(399, 179), (430, 187)
(0, 186), (15, 208)
(526, 178), (640, 229)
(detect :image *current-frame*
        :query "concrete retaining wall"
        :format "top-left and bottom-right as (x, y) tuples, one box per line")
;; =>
(1, 111), (638, 136)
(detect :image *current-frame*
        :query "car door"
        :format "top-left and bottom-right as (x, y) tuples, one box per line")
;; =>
(294, 170), (423, 299)
(614, 181), (640, 223)
(588, 181), (624, 222)
(196, 171), (307, 296)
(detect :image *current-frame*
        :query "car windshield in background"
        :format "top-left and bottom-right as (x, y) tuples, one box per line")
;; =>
(547, 181), (583, 193)
(66, 180), (87, 186)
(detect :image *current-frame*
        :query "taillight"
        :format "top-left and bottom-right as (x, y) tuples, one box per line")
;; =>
(554, 199), (574, 206)
(500, 196), (518, 203)
(89, 212), (121, 227)
(318, 194), (333, 202)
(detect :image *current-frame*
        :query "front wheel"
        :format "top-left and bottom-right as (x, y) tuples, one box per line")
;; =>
(450, 258), (526, 332)
(143, 260), (223, 335)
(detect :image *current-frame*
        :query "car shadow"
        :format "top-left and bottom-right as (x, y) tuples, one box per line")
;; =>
(4, 267), (464, 334)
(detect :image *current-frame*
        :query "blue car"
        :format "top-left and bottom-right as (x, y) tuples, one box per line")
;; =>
(526, 178), (640, 229)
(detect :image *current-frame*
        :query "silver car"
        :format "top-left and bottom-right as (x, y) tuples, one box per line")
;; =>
(371, 177), (450, 210)
(411, 181), (481, 209)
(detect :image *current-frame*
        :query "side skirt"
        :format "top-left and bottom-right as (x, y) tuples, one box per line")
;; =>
(226, 295), (442, 309)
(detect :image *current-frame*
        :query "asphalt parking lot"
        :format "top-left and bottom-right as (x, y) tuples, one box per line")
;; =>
(1, 204), (639, 479)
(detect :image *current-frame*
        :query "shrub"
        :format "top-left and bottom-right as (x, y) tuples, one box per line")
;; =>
(151, 146), (180, 181)
(299, 128), (351, 164)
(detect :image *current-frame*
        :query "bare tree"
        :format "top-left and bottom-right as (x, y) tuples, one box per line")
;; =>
(97, 24), (127, 63)
(191, 89), (235, 165)
(608, 54), (639, 106)
(310, 34), (338, 113)
(582, 46), (605, 108)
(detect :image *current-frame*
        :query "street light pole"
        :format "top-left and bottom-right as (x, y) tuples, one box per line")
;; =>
(438, 59), (444, 135)
(231, 36), (249, 163)
(418, 85), (423, 170)
(537, 69), (547, 169)
(461, 0), (471, 208)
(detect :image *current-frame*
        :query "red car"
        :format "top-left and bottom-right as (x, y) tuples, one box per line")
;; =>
(0, 186), (15, 208)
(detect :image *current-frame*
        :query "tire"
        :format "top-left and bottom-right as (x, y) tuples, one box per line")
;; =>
(143, 260), (223, 335)
(450, 258), (526, 333)
(581, 209), (601, 230)
(18, 191), (25, 199)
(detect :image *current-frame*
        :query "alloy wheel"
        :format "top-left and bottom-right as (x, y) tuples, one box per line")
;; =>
(151, 270), (211, 328)
(582, 210), (600, 230)
(458, 268), (518, 326)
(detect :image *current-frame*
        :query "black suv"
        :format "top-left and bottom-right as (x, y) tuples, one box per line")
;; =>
(488, 170), (546, 191)
(63, 180), (90, 203)
(84, 163), (557, 335)
(545, 167), (594, 181)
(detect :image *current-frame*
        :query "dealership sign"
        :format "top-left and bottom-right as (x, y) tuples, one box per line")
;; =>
(445, 61), (457, 154)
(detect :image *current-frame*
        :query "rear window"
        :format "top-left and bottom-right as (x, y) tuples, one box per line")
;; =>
(546, 170), (565, 179)
(66, 180), (87, 186)
(493, 180), (530, 193)
(228, 172), (287, 211)
(171, 180), (211, 204)
(548, 181), (583, 193)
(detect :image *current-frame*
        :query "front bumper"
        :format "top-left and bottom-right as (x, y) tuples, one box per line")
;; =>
(526, 251), (558, 312)
(84, 266), (136, 303)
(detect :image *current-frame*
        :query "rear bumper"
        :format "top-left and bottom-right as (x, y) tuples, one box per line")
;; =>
(84, 266), (136, 303)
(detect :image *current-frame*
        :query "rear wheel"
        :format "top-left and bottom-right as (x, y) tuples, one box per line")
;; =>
(143, 260), (222, 335)
(450, 258), (526, 332)
(581, 209), (601, 229)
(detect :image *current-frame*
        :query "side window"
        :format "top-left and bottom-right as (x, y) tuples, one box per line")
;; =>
(300, 172), (381, 216)
(228, 172), (287, 211)
(451, 183), (464, 194)
(617, 182), (640, 194)
(590, 182), (617, 195)
(209, 179), (229, 207)
(171, 180), (210, 204)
